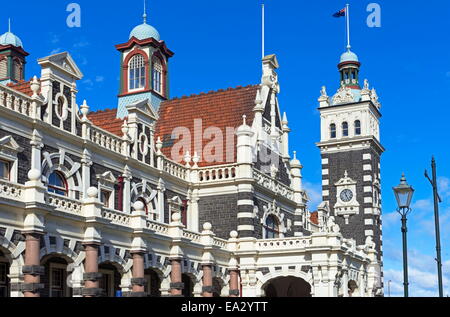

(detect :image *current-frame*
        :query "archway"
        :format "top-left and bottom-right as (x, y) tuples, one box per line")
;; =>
(144, 268), (161, 297)
(40, 255), (73, 297)
(263, 277), (312, 298)
(0, 249), (10, 297)
(99, 262), (122, 297)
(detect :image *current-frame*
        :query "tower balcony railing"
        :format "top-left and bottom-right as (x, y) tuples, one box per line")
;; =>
(197, 164), (238, 184)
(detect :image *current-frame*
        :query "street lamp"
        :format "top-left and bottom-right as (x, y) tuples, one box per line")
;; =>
(393, 173), (415, 298)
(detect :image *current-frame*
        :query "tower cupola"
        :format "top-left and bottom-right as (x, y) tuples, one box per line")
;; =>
(0, 19), (29, 84)
(338, 49), (360, 89)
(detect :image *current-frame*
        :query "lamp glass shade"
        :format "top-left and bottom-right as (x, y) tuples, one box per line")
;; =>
(393, 174), (414, 209)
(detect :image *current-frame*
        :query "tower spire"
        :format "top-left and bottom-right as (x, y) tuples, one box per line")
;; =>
(143, 0), (148, 24)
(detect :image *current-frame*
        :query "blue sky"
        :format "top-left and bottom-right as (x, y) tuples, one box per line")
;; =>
(2, 0), (450, 297)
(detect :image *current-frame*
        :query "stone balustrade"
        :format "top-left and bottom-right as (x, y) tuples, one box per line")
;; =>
(0, 179), (25, 201)
(87, 125), (124, 154)
(101, 207), (131, 226)
(46, 193), (83, 216)
(198, 164), (237, 183)
(162, 157), (188, 180)
(257, 237), (312, 251)
(0, 85), (33, 118)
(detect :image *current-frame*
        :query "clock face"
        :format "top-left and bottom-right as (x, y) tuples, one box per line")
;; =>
(340, 189), (353, 202)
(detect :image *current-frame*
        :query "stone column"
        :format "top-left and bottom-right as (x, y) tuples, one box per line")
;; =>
(170, 258), (183, 296)
(229, 270), (240, 297)
(130, 252), (146, 297)
(82, 243), (102, 297)
(22, 232), (44, 297)
(202, 265), (213, 297)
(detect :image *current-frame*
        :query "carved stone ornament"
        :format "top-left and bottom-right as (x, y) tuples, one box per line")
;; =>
(332, 86), (355, 105)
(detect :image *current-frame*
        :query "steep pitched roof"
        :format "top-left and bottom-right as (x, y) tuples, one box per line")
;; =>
(155, 85), (259, 167)
(87, 108), (126, 137)
(7, 80), (33, 96)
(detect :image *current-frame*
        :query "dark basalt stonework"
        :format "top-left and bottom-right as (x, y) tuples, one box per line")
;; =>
(321, 145), (383, 260)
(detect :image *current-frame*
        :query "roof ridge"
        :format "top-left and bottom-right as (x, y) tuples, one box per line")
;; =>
(170, 84), (259, 101)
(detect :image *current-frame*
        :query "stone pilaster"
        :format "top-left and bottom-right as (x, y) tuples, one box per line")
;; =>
(22, 232), (45, 297)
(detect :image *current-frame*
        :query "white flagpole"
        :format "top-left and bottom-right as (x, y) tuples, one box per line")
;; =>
(346, 3), (351, 51)
(262, 3), (265, 59)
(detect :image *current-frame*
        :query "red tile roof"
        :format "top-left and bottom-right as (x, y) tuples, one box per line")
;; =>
(87, 108), (126, 137)
(310, 211), (319, 225)
(7, 80), (33, 96)
(155, 85), (259, 167)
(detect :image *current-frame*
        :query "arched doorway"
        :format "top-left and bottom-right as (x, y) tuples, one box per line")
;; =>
(263, 277), (312, 297)
(144, 268), (161, 297)
(182, 274), (194, 297)
(0, 249), (10, 297)
(99, 262), (122, 297)
(41, 255), (72, 297)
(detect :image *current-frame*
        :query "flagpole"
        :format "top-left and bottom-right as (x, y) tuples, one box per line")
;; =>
(346, 3), (351, 51)
(262, 3), (265, 60)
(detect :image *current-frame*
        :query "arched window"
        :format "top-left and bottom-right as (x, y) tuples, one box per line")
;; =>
(129, 54), (146, 91)
(342, 122), (349, 137)
(48, 172), (68, 196)
(355, 120), (361, 136)
(330, 124), (337, 139)
(152, 57), (163, 95)
(264, 215), (280, 239)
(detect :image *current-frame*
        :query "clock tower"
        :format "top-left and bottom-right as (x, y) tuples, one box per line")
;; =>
(317, 49), (384, 261)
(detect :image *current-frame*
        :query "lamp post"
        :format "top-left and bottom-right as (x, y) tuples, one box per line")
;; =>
(393, 174), (415, 298)
(425, 157), (444, 297)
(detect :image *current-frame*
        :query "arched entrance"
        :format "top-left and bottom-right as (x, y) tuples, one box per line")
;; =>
(0, 249), (10, 297)
(99, 262), (122, 297)
(41, 255), (72, 297)
(263, 277), (312, 297)
(144, 268), (161, 297)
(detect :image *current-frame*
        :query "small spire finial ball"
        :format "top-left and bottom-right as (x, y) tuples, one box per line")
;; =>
(230, 231), (238, 239)
(203, 222), (212, 231)
(133, 200), (145, 212)
(172, 212), (181, 222)
(27, 169), (41, 181)
(87, 187), (98, 199)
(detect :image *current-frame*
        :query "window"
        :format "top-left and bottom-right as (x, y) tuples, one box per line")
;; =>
(264, 215), (280, 239)
(48, 172), (68, 196)
(129, 54), (146, 91)
(0, 160), (10, 181)
(330, 124), (337, 139)
(342, 122), (349, 137)
(355, 120), (361, 136)
(100, 190), (111, 208)
(153, 58), (163, 95)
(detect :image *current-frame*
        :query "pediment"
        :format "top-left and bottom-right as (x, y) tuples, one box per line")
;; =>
(0, 136), (24, 153)
(126, 98), (159, 121)
(96, 171), (117, 184)
(38, 52), (84, 80)
(335, 171), (357, 186)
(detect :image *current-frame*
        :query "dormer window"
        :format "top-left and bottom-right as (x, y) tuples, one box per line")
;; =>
(342, 122), (349, 137)
(355, 120), (361, 136)
(330, 124), (337, 139)
(153, 57), (163, 95)
(129, 54), (146, 91)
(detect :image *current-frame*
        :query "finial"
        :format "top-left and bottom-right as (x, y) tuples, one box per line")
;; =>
(344, 170), (349, 178)
(293, 151), (297, 160)
(8, 18), (11, 33)
(243, 114), (247, 126)
(143, 0), (148, 24)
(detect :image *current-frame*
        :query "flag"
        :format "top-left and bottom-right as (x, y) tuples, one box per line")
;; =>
(333, 8), (346, 18)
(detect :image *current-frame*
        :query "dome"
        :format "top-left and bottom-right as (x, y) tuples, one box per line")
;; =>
(0, 31), (23, 48)
(129, 23), (160, 41)
(340, 50), (358, 63)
